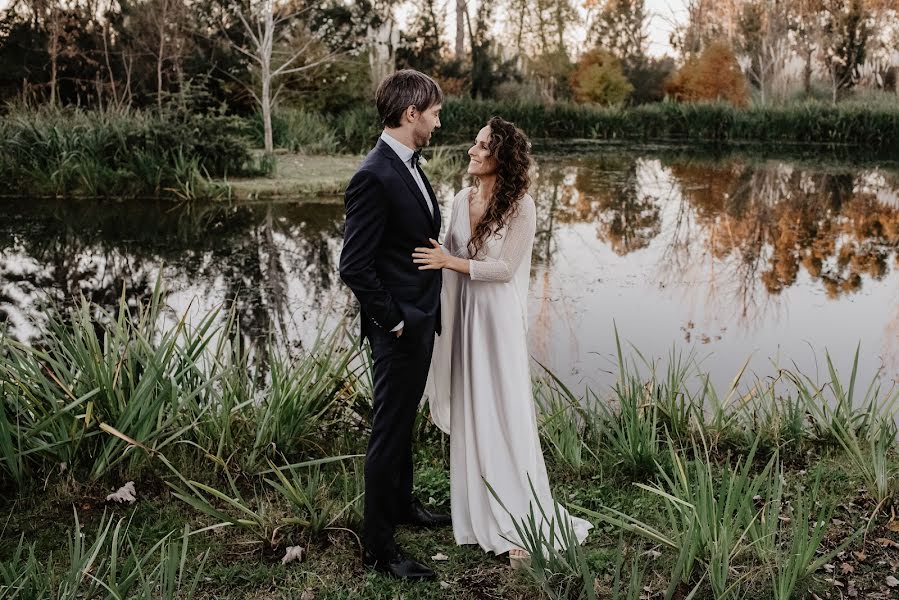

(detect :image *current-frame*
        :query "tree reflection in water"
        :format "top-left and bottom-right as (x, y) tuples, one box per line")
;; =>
(528, 151), (899, 325)
(0, 198), (349, 356)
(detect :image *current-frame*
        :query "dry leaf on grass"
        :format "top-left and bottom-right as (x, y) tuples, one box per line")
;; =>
(886, 575), (899, 588)
(886, 521), (899, 533)
(439, 581), (451, 589)
(431, 553), (449, 561)
(105, 482), (136, 504)
(840, 563), (854, 574)
(876, 538), (899, 548)
(282, 546), (305, 565)
(300, 590), (314, 600)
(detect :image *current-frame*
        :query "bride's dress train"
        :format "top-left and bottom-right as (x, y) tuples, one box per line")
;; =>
(426, 187), (592, 555)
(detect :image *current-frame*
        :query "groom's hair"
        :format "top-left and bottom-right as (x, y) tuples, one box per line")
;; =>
(376, 70), (444, 128)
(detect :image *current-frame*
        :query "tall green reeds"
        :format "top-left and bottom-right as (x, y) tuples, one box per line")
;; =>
(324, 97), (899, 152)
(0, 107), (252, 199)
(0, 278), (366, 490)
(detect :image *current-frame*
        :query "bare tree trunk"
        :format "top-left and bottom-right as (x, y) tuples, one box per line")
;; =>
(803, 48), (812, 97)
(102, 22), (121, 109)
(156, 0), (167, 109)
(554, 0), (565, 56)
(831, 67), (838, 104)
(455, 0), (466, 59)
(261, 0), (274, 154)
(49, 5), (59, 105)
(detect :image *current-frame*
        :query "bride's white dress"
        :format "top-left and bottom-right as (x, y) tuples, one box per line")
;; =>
(425, 187), (592, 555)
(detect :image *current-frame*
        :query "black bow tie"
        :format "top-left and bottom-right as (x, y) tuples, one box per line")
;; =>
(411, 150), (422, 169)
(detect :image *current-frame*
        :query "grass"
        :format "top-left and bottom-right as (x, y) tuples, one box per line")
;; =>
(1, 282), (898, 599)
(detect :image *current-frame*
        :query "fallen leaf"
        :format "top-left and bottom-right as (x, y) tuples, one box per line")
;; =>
(853, 551), (867, 562)
(106, 482), (137, 504)
(301, 590), (314, 600)
(644, 549), (662, 559)
(823, 563), (835, 573)
(840, 563), (854, 575)
(282, 546), (304, 565)
(832, 518), (845, 526)
(876, 538), (899, 548)
(887, 521), (899, 533)
(887, 575), (899, 588)
(431, 553), (449, 561)
(439, 581), (451, 589)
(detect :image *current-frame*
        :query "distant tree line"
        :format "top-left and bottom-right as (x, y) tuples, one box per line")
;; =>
(1, 0), (898, 118)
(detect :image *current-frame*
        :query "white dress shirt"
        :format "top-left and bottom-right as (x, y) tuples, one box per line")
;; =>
(380, 131), (434, 216)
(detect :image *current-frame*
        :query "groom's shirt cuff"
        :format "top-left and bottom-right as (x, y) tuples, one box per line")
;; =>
(390, 321), (404, 332)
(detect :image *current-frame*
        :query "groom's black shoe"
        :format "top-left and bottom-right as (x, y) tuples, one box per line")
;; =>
(400, 499), (452, 528)
(362, 548), (435, 580)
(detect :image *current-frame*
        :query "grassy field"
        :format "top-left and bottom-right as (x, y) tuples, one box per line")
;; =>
(1, 283), (898, 599)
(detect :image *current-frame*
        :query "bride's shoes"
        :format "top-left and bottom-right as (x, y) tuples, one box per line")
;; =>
(508, 548), (531, 570)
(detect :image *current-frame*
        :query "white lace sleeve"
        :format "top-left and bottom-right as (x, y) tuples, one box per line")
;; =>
(469, 194), (536, 283)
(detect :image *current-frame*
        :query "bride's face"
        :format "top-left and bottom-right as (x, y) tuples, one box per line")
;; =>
(467, 126), (497, 177)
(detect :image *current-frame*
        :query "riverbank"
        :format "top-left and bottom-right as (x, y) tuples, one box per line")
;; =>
(3, 100), (899, 201)
(1, 289), (897, 599)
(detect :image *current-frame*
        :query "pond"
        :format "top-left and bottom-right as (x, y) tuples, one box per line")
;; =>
(2, 146), (898, 396)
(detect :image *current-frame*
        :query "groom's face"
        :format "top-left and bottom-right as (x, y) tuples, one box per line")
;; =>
(410, 103), (442, 149)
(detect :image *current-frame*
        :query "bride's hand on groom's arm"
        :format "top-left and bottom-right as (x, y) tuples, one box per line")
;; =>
(412, 239), (470, 275)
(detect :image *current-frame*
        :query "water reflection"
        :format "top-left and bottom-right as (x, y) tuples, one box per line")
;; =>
(2, 149), (898, 390)
(0, 198), (349, 351)
(524, 150), (899, 389)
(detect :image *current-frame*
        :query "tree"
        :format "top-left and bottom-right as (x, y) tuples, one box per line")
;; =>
(120, 0), (192, 109)
(455, 0), (467, 59)
(819, 0), (870, 102)
(396, 0), (445, 73)
(665, 39), (749, 106)
(225, 1), (340, 154)
(467, 0), (518, 98)
(590, 0), (648, 69)
(569, 48), (633, 105)
(786, 0), (823, 98)
(736, 0), (790, 104)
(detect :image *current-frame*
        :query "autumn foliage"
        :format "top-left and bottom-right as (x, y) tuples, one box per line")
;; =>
(665, 40), (749, 107)
(569, 49), (634, 106)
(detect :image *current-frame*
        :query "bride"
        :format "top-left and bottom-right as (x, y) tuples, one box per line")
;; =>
(413, 116), (592, 567)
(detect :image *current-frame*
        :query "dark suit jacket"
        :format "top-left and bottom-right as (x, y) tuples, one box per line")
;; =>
(339, 138), (442, 343)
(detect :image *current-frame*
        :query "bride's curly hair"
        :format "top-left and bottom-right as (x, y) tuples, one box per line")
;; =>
(467, 116), (532, 259)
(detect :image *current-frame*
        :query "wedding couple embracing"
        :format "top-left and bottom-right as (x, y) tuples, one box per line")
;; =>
(339, 69), (591, 581)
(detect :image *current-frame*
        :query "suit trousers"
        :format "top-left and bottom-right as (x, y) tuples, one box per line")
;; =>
(362, 319), (436, 556)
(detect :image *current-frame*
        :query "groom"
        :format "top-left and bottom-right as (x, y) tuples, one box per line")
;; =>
(339, 69), (450, 580)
